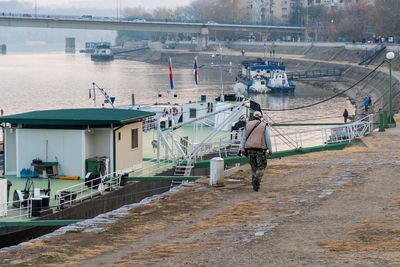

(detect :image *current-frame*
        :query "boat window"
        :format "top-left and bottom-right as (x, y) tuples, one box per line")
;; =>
(131, 128), (138, 149)
(118, 132), (121, 141)
(190, 108), (197, 118)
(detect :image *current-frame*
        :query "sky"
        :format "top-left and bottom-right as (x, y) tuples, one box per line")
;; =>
(19, 0), (193, 10)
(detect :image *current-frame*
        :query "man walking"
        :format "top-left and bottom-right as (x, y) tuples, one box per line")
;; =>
(343, 109), (349, 123)
(240, 111), (272, 191)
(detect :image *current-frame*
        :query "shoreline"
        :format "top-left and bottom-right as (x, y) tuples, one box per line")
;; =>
(115, 44), (399, 120)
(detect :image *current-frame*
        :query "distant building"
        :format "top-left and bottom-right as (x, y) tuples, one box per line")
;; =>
(248, 0), (373, 24)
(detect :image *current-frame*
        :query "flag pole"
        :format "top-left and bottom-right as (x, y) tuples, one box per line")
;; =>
(194, 56), (198, 146)
(169, 57), (174, 161)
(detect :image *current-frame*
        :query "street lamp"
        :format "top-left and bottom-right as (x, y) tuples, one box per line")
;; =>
(385, 51), (396, 124)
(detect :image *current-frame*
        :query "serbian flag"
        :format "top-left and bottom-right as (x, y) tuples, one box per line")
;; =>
(194, 56), (198, 87)
(169, 57), (174, 90)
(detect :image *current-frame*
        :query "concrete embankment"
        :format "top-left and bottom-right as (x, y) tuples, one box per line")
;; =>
(117, 41), (400, 120)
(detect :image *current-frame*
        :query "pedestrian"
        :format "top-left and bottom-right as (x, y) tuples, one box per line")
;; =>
(368, 96), (372, 106)
(270, 50), (272, 57)
(239, 111), (272, 192)
(241, 48), (245, 56)
(364, 96), (369, 112)
(272, 49), (275, 57)
(343, 109), (348, 123)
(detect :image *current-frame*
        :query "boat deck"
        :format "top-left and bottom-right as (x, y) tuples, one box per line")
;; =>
(3, 176), (83, 221)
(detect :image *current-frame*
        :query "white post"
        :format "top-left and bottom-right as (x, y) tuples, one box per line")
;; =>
(210, 157), (224, 187)
(157, 118), (160, 163)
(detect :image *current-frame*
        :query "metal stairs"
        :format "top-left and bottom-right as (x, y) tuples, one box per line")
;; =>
(171, 164), (194, 188)
(359, 43), (386, 65)
(228, 143), (241, 157)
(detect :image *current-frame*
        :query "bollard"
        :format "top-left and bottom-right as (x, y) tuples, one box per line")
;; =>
(210, 157), (224, 187)
(384, 110), (389, 129)
(379, 113), (385, 132)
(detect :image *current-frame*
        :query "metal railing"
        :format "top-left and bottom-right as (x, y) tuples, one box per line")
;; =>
(359, 43), (386, 65)
(0, 198), (32, 220)
(54, 171), (126, 210)
(270, 114), (373, 152)
(286, 68), (345, 80)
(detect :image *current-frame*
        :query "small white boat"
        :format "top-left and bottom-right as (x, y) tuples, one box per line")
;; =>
(267, 70), (296, 93)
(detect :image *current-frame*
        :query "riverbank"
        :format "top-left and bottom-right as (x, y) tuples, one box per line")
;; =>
(1, 123), (400, 266)
(116, 42), (400, 120)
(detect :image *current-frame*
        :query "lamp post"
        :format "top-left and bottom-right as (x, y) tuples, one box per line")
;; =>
(385, 51), (395, 124)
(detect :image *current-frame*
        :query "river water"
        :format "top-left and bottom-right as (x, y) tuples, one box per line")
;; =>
(0, 52), (354, 125)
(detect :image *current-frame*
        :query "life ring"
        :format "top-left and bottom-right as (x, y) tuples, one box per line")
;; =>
(170, 107), (179, 116)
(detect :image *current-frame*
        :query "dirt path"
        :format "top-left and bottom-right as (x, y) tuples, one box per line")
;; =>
(1, 125), (400, 266)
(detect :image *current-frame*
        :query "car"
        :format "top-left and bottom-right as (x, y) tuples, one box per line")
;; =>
(81, 15), (93, 19)
(207, 21), (218, 24)
(22, 13), (32, 17)
(132, 19), (146, 22)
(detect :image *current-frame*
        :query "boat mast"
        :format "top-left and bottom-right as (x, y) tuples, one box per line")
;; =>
(91, 82), (115, 109)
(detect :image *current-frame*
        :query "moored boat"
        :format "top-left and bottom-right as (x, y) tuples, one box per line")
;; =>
(267, 69), (296, 93)
(91, 43), (114, 62)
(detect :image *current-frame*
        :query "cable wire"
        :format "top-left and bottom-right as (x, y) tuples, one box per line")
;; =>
(262, 61), (385, 112)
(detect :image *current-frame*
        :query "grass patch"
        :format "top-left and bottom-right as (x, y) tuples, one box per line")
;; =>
(66, 229), (82, 234)
(39, 254), (59, 263)
(319, 218), (400, 252)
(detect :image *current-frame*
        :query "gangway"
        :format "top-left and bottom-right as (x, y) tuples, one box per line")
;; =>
(286, 68), (345, 81)
(359, 43), (386, 65)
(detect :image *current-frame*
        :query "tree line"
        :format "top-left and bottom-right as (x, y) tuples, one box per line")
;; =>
(117, 0), (400, 43)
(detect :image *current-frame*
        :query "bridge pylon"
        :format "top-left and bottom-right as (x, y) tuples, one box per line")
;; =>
(196, 27), (209, 51)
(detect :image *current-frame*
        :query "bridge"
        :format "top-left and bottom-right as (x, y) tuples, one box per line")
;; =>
(0, 15), (305, 50)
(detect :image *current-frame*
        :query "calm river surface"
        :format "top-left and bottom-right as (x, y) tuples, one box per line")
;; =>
(0, 52), (354, 124)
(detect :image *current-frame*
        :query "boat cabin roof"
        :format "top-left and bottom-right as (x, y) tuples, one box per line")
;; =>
(0, 108), (155, 127)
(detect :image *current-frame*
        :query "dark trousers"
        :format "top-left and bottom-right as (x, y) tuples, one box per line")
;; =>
(248, 150), (267, 182)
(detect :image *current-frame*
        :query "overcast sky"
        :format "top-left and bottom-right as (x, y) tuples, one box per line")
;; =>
(20, 0), (193, 10)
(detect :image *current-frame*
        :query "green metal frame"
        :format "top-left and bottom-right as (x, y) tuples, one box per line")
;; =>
(186, 142), (349, 168)
(126, 176), (202, 181)
(0, 219), (83, 227)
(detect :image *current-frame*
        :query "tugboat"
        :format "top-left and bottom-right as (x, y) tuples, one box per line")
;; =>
(267, 69), (295, 93)
(90, 43), (114, 62)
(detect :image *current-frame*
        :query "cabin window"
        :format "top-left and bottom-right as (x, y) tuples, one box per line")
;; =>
(118, 132), (121, 141)
(131, 128), (138, 149)
(190, 108), (197, 118)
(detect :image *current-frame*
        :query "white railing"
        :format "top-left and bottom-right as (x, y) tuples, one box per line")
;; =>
(54, 159), (178, 210)
(0, 198), (32, 220)
(270, 114), (373, 152)
(54, 171), (125, 210)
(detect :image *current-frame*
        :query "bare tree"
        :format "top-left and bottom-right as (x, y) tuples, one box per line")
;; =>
(373, 0), (400, 37)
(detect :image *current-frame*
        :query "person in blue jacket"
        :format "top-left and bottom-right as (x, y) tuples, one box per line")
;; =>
(364, 96), (369, 112)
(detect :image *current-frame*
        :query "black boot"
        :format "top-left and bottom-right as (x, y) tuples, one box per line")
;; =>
(252, 178), (260, 192)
